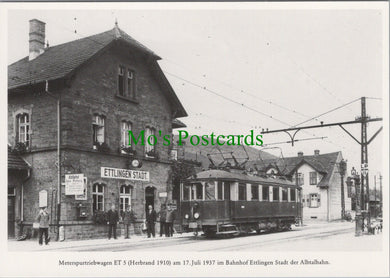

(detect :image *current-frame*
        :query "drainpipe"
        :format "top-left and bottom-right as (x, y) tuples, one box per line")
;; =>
(21, 168), (31, 222)
(45, 80), (61, 241)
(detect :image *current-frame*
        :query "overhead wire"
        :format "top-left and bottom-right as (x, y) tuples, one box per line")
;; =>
(45, 16), (355, 152)
(292, 97), (361, 127)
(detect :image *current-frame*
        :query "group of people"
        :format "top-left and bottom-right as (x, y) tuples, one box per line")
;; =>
(106, 203), (176, 239)
(34, 203), (177, 244)
(157, 204), (176, 237)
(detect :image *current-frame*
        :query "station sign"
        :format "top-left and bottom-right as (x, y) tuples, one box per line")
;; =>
(101, 167), (150, 181)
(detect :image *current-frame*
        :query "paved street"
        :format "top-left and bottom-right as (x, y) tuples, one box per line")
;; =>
(8, 221), (382, 252)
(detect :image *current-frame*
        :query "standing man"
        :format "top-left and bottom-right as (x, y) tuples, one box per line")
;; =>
(145, 205), (157, 238)
(36, 206), (50, 245)
(107, 204), (119, 240)
(165, 204), (175, 237)
(123, 205), (137, 239)
(158, 204), (167, 237)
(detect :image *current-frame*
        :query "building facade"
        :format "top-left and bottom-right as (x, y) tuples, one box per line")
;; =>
(260, 150), (352, 221)
(8, 19), (187, 239)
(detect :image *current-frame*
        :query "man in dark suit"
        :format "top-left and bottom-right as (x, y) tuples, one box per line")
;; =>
(158, 204), (167, 237)
(145, 205), (157, 238)
(107, 204), (119, 239)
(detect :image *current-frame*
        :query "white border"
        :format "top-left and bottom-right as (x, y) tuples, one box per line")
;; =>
(1, 2), (389, 277)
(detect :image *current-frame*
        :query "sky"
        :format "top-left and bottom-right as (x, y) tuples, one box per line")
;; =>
(5, 3), (388, 187)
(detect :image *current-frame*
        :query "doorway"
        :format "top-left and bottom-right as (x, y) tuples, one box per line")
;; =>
(145, 186), (155, 211)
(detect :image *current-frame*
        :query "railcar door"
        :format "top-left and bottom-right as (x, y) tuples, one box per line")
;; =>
(223, 181), (232, 219)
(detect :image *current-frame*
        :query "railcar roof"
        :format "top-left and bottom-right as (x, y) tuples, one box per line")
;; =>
(187, 169), (297, 187)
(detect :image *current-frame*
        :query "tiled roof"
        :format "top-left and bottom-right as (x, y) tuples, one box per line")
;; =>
(256, 152), (341, 188)
(188, 169), (296, 187)
(8, 152), (30, 170)
(8, 26), (159, 90)
(8, 25), (187, 118)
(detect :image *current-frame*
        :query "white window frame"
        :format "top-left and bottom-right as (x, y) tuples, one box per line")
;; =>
(145, 127), (156, 155)
(93, 115), (105, 145)
(119, 185), (132, 214)
(92, 183), (104, 212)
(310, 172), (317, 185)
(121, 121), (132, 150)
(309, 193), (319, 208)
(17, 113), (30, 145)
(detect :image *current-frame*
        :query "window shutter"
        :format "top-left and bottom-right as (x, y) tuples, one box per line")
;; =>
(317, 193), (321, 207)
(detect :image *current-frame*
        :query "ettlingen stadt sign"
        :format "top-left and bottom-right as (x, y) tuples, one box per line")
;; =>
(101, 167), (150, 181)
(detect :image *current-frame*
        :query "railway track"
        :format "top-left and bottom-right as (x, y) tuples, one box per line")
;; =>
(35, 224), (354, 252)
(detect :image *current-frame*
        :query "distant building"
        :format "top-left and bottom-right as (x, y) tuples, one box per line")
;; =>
(8, 19), (187, 239)
(257, 150), (352, 221)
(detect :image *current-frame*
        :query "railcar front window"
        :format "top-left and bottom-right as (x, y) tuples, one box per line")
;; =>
(194, 183), (203, 200)
(183, 184), (190, 201)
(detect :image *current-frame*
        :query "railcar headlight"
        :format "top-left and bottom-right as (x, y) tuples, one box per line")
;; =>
(184, 214), (189, 219)
(194, 212), (200, 219)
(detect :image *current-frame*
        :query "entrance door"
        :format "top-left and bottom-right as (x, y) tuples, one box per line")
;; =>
(8, 197), (15, 238)
(145, 186), (155, 211)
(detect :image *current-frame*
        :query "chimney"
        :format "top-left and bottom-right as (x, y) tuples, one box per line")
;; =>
(29, 19), (46, 60)
(297, 151), (303, 157)
(314, 149), (320, 156)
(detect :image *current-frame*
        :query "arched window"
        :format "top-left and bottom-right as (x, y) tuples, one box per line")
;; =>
(120, 185), (132, 214)
(92, 183), (104, 211)
(16, 113), (30, 146)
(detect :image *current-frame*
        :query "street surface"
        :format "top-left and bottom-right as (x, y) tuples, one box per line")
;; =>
(8, 222), (382, 252)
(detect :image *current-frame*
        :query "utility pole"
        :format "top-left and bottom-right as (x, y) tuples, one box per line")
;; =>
(360, 97), (369, 213)
(261, 97), (382, 232)
(351, 168), (363, 236)
(374, 175), (376, 218)
(339, 159), (347, 219)
(379, 174), (382, 217)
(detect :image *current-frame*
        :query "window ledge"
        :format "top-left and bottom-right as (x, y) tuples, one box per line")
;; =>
(115, 94), (139, 104)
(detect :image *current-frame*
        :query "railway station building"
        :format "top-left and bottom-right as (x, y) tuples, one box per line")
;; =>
(8, 19), (187, 239)
(259, 150), (352, 221)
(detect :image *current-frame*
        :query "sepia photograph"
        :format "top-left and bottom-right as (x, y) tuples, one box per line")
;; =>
(2, 2), (389, 277)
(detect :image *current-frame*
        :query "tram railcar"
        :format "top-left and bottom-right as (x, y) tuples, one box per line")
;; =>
(180, 169), (301, 237)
